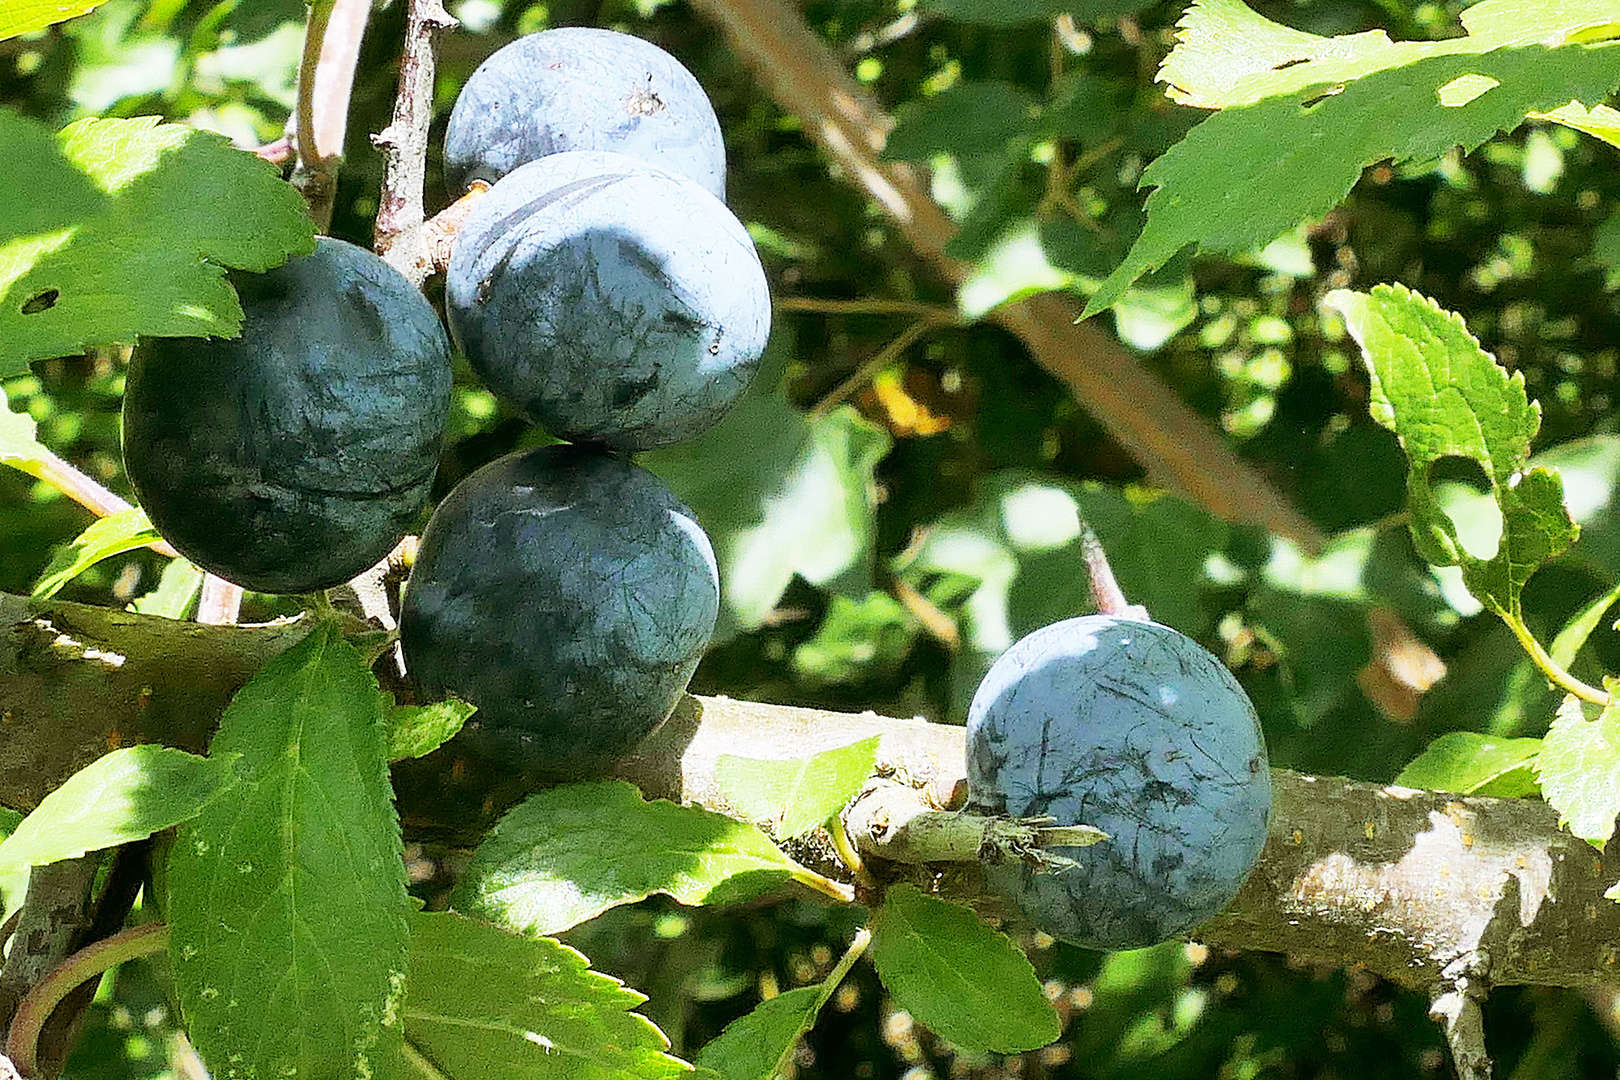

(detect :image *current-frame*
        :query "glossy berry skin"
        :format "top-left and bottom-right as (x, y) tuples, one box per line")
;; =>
(122, 237), (452, 594)
(399, 444), (720, 778)
(446, 150), (770, 451)
(443, 27), (726, 200)
(967, 615), (1271, 951)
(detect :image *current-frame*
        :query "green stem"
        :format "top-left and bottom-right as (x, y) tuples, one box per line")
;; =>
(5, 923), (171, 1076)
(1502, 612), (1610, 707)
(766, 928), (872, 1080)
(294, 0), (336, 173)
(786, 861), (856, 905)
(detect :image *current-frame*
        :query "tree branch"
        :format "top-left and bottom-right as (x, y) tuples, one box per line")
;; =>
(373, 0), (458, 284)
(6, 595), (1620, 999)
(684, 0), (1324, 552)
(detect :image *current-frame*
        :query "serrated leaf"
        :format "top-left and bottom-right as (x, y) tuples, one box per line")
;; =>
(0, 746), (234, 876)
(881, 81), (1040, 161)
(1537, 100), (1620, 150)
(167, 622), (409, 1080)
(695, 986), (824, 1080)
(394, 910), (696, 1080)
(386, 698), (476, 762)
(129, 555), (203, 618)
(0, 112), (314, 374)
(715, 735), (880, 839)
(1394, 732), (1543, 796)
(0, 0), (108, 41)
(1536, 691), (1620, 849)
(1160, 0), (1620, 109)
(32, 506), (162, 599)
(1085, 46), (1620, 314)
(869, 884), (1060, 1054)
(1326, 284), (1576, 616)
(452, 780), (805, 937)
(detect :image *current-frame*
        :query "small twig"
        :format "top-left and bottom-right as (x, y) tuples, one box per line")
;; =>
(774, 297), (958, 320)
(0, 856), (101, 1057)
(253, 136), (293, 165)
(1081, 523), (1145, 619)
(4, 924), (170, 1078)
(380, 182), (489, 289)
(290, 0), (372, 230)
(845, 780), (1106, 868)
(809, 317), (945, 421)
(374, 0), (458, 247)
(1431, 966), (1492, 1080)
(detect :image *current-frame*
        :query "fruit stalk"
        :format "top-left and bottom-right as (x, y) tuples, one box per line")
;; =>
(290, 0), (370, 230)
(844, 779), (1106, 868)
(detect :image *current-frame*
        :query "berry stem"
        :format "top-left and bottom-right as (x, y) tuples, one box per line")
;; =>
(1081, 523), (1145, 620)
(291, 0), (370, 231)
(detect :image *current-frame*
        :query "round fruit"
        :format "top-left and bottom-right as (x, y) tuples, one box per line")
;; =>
(966, 615), (1271, 951)
(399, 444), (720, 778)
(446, 150), (770, 451)
(443, 26), (726, 200)
(122, 237), (453, 594)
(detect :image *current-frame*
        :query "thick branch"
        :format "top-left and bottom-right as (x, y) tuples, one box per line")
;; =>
(6, 596), (1620, 996)
(685, 0), (1324, 551)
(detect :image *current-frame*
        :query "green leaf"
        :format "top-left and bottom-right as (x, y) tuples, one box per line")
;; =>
(0, 746), (234, 876)
(695, 986), (823, 1080)
(715, 735), (881, 839)
(1326, 284), (1576, 616)
(1536, 691), (1620, 849)
(956, 223), (1076, 321)
(395, 910), (696, 1080)
(452, 780), (805, 937)
(1085, 46), (1620, 314)
(1159, 0), (1620, 109)
(0, 807), (23, 924)
(32, 506), (162, 599)
(167, 622), (409, 1080)
(881, 81), (1040, 161)
(0, 383), (53, 477)
(386, 698), (476, 762)
(1395, 732), (1543, 797)
(0, 111), (315, 374)
(644, 398), (889, 637)
(791, 591), (917, 686)
(129, 555), (203, 618)
(0, 0), (110, 41)
(869, 884), (1059, 1054)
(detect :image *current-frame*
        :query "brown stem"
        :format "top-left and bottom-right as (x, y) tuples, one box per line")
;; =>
(373, 0), (459, 267)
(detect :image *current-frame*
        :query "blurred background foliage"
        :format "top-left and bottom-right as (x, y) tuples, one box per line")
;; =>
(5, 0), (1620, 1074)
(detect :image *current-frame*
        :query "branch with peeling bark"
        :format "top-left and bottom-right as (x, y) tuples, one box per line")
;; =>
(5, 594), (1620, 1006)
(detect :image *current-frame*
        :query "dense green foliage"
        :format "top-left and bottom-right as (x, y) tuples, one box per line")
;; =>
(4, 0), (1620, 1076)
